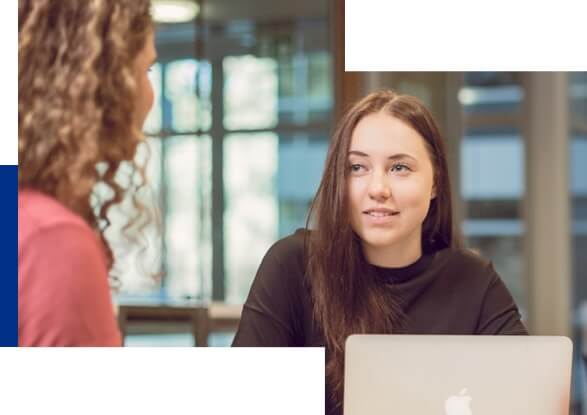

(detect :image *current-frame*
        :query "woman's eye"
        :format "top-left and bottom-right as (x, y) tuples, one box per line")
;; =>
(391, 163), (410, 173)
(350, 164), (364, 172)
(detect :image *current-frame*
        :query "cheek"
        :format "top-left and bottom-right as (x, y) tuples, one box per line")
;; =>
(347, 179), (366, 215)
(134, 74), (154, 127)
(141, 74), (154, 112)
(346, 179), (364, 234)
(146, 77), (154, 109)
(394, 179), (432, 213)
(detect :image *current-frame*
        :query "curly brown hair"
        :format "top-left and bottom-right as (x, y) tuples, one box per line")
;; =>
(19, 0), (154, 270)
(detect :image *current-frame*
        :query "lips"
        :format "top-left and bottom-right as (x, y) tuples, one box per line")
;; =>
(362, 208), (400, 217)
(361, 208), (400, 225)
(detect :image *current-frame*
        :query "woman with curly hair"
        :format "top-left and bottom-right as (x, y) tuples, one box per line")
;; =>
(18, 0), (156, 346)
(232, 90), (527, 415)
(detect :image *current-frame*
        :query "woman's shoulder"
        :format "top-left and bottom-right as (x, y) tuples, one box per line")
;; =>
(252, 228), (311, 292)
(440, 247), (492, 267)
(264, 228), (309, 265)
(19, 189), (91, 238)
(434, 247), (497, 284)
(18, 189), (101, 256)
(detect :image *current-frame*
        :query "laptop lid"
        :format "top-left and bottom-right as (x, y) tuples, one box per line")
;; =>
(344, 335), (573, 415)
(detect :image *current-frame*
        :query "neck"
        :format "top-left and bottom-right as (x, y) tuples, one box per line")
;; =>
(362, 231), (422, 268)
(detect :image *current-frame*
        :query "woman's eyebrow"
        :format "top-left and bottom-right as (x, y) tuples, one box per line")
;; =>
(348, 150), (416, 161)
(388, 153), (417, 162)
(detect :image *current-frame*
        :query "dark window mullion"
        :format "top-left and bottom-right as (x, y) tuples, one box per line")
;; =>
(211, 57), (225, 301)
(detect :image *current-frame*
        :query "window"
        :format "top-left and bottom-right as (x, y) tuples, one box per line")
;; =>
(459, 73), (527, 314)
(570, 71), (587, 415)
(115, 2), (333, 311)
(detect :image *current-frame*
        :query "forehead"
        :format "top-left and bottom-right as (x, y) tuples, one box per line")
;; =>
(349, 112), (430, 158)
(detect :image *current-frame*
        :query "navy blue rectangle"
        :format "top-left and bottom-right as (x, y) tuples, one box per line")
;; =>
(0, 165), (17, 346)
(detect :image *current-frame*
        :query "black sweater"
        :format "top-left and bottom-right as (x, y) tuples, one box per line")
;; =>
(232, 229), (527, 414)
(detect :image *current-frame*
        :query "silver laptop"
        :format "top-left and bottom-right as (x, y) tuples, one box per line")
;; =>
(344, 335), (573, 415)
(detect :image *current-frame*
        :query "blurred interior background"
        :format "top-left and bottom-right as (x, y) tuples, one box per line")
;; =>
(104, 0), (586, 412)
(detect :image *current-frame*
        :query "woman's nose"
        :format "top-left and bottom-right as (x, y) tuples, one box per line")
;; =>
(368, 171), (391, 201)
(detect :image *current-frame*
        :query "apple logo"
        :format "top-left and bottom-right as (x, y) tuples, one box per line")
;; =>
(444, 388), (472, 415)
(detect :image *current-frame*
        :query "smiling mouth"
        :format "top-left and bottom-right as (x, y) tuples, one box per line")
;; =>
(363, 210), (400, 217)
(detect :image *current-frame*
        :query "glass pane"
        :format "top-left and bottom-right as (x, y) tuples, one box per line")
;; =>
(143, 63), (162, 134)
(224, 133), (278, 303)
(278, 50), (333, 124)
(570, 71), (587, 414)
(165, 60), (212, 133)
(110, 137), (163, 295)
(460, 134), (524, 201)
(223, 55), (278, 130)
(164, 135), (212, 300)
(570, 72), (587, 123)
(460, 72), (526, 313)
(277, 134), (328, 236)
(459, 72), (523, 114)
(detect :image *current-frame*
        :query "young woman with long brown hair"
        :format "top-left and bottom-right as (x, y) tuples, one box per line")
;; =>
(18, 0), (156, 346)
(232, 90), (527, 415)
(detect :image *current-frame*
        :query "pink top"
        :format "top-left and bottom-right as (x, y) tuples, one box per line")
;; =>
(18, 190), (121, 346)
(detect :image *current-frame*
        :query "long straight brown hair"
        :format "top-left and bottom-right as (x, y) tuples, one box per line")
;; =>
(305, 90), (456, 408)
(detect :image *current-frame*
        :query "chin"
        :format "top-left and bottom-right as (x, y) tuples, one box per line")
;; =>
(360, 231), (401, 250)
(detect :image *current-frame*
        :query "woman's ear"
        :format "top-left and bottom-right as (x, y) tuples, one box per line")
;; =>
(431, 184), (437, 200)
